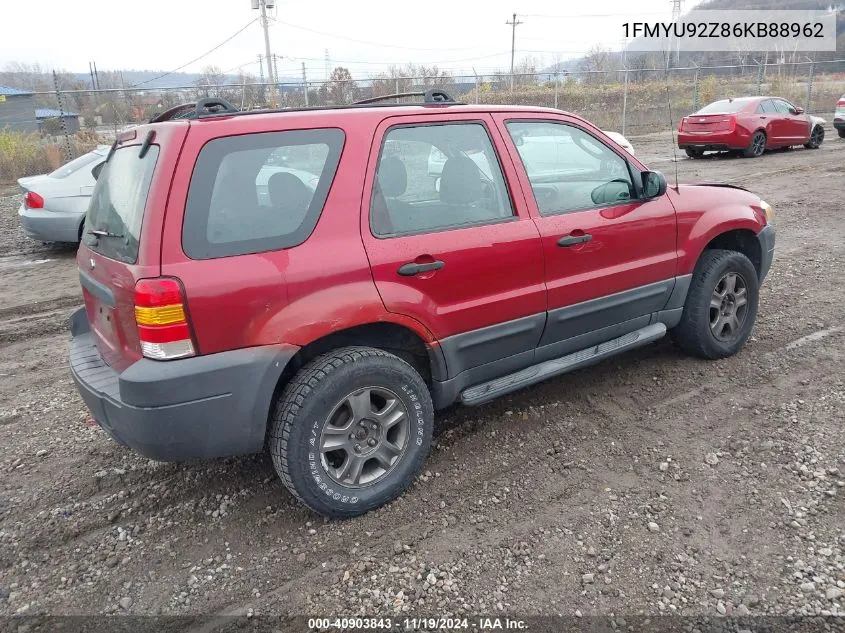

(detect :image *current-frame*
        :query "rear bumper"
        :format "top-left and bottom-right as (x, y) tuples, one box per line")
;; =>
(757, 224), (776, 283)
(678, 130), (749, 151)
(18, 204), (84, 243)
(68, 307), (299, 461)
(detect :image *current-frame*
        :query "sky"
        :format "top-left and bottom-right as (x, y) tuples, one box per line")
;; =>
(1, 0), (694, 81)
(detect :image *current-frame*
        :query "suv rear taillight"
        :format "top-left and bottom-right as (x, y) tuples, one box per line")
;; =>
(24, 192), (44, 209)
(134, 278), (196, 360)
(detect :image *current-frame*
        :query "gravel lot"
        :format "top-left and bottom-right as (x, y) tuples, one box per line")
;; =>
(0, 129), (843, 625)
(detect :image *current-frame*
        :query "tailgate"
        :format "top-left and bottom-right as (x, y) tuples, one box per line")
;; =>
(76, 123), (188, 373)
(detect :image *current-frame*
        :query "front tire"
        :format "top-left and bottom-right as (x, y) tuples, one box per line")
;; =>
(674, 249), (759, 360)
(804, 125), (824, 149)
(269, 346), (433, 518)
(743, 130), (766, 158)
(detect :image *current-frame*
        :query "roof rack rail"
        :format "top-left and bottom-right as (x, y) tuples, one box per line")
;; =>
(354, 88), (456, 105)
(195, 98), (239, 118)
(149, 98), (239, 123)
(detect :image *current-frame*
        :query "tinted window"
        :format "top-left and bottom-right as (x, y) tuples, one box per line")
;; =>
(371, 123), (513, 236)
(83, 146), (159, 264)
(773, 100), (793, 114)
(183, 128), (344, 259)
(758, 100), (777, 114)
(696, 99), (752, 114)
(506, 121), (633, 215)
(49, 151), (100, 179)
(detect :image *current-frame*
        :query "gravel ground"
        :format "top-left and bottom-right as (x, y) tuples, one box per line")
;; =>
(0, 130), (843, 625)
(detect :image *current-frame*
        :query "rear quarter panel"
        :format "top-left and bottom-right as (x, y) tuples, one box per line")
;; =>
(669, 184), (767, 274)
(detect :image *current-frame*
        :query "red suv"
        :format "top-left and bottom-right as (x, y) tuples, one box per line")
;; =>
(69, 91), (775, 517)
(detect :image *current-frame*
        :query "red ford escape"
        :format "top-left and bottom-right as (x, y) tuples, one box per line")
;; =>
(69, 91), (775, 517)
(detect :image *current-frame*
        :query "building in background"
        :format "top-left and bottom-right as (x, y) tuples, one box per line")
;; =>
(0, 86), (37, 132)
(35, 108), (80, 135)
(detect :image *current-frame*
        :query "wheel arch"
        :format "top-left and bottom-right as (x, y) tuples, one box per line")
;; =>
(263, 321), (443, 446)
(700, 228), (763, 279)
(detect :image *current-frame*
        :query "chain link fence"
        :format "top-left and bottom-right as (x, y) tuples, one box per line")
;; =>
(26, 58), (845, 141)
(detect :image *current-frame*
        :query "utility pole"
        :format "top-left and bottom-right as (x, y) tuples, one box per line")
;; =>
(92, 60), (100, 90)
(88, 62), (96, 90)
(506, 13), (523, 91)
(670, 0), (682, 67)
(302, 62), (309, 106)
(253, 0), (277, 107)
(273, 54), (280, 94)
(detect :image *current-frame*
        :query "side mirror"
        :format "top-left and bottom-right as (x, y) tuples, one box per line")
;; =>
(793, 106), (804, 115)
(642, 170), (667, 198)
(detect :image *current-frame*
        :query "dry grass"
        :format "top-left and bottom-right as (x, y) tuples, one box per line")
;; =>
(0, 130), (102, 184)
(460, 72), (844, 134)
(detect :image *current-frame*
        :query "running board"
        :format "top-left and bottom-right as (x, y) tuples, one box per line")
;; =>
(460, 323), (667, 406)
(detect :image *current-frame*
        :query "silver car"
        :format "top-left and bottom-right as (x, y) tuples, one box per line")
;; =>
(17, 145), (109, 244)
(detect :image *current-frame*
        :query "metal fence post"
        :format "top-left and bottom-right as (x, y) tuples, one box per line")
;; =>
(806, 58), (815, 112)
(692, 66), (700, 112)
(621, 68), (628, 136)
(554, 72), (559, 110)
(475, 74), (479, 104)
(756, 61), (764, 96)
(52, 71), (72, 161)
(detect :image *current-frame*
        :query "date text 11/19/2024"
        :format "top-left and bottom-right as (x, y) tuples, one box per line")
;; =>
(307, 617), (528, 630)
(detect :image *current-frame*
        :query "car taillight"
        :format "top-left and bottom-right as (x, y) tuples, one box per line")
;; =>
(678, 117), (686, 131)
(728, 116), (736, 132)
(24, 191), (44, 209)
(134, 277), (196, 360)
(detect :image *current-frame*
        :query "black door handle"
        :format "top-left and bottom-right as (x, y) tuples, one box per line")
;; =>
(557, 233), (593, 247)
(398, 260), (445, 276)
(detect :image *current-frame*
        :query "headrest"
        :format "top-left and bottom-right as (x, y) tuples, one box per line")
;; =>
(268, 171), (311, 209)
(377, 156), (407, 197)
(440, 156), (483, 205)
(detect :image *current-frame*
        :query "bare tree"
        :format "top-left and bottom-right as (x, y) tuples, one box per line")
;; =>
(326, 67), (358, 104)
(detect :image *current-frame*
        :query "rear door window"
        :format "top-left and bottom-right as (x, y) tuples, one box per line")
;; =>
(83, 145), (159, 264)
(183, 128), (344, 259)
(758, 100), (777, 114)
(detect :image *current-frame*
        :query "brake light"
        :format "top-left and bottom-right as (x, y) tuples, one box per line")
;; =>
(728, 116), (737, 132)
(24, 191), (44, 209)
(134, 278), (196, 360)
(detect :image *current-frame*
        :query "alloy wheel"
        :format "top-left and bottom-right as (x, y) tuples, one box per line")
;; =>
(319, 387), (410, 488)
(709, 272), (749, 341)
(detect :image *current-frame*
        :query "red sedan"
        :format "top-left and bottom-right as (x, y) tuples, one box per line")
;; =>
(678, 96), (825, 158)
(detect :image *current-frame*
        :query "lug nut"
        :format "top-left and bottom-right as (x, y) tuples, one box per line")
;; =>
(367, 438), (377, 447)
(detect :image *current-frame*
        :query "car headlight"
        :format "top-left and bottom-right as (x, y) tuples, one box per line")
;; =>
(760, 200), (774, 224)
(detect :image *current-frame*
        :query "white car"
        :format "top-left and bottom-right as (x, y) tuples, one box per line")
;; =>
(18, 146), (110, 244)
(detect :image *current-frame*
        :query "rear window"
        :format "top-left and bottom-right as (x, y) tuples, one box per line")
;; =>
(49, 151), (101, 179)
(83, 145), (159, 264)
(183, 128), (344, 259)
(695, 99), (752, 115)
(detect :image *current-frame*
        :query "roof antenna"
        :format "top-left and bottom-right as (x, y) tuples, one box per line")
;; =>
(662, 50), (680, 192)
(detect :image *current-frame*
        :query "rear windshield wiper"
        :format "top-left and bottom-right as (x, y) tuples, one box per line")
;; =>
(88, 228), (124, 238)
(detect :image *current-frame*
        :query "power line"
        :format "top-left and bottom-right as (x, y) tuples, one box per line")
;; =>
(132, 18), (259, 87)
(272, 19), (478, 52)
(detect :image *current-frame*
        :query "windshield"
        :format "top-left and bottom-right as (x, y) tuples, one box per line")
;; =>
(695, 99), (753, 115)
(49, 151), (101, 179)
(83, 145), (159, 264)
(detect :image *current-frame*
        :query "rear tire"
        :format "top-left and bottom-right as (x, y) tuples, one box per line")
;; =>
(674, 249), (759, 360)
(743, 130), (766, 158)
(839, 129), (845, 139)
(685, 148), (704, 159)
(268, 346), (433, 518)
(804, 125), (824, 149)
